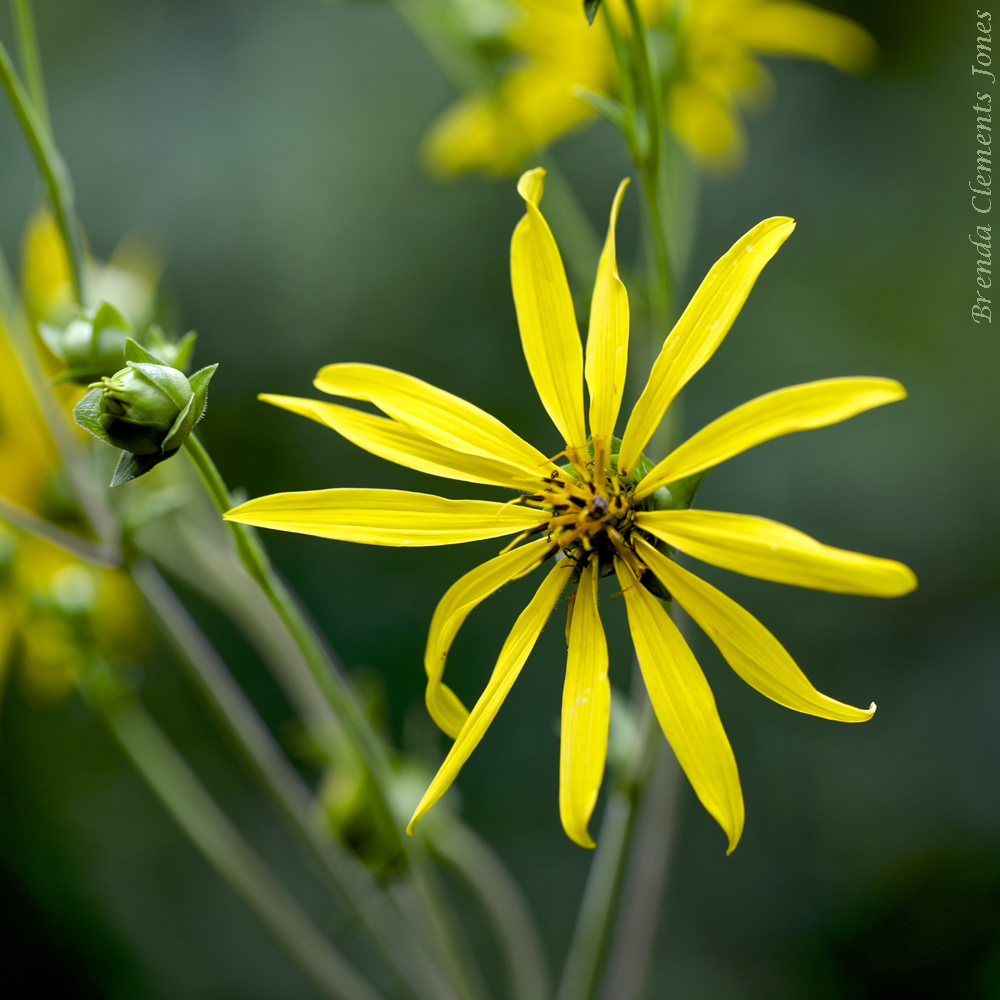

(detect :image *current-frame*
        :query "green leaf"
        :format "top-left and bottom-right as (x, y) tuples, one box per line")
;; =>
(161, 394), (196, 453)
(124, 336), (163, 366)
(110, 449), (174, 487)
(573, 86), (627, 130)
(188, 363), (219, 425)
(170, 331), (198, 372)
(92, 301), (131, 336)
(73, 387), (116, 447)
(583, 0), (601, 25)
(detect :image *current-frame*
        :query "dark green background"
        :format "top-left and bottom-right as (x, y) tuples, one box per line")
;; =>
(1, 1), (997, 997)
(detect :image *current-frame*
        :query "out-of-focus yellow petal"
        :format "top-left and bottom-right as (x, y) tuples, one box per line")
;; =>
(0, 323), (58, 509)
(425, 540), (550, 738)
(511, 168), (587, 452)
(633, 377), (907, 500)
(314, 364), (553, 478)
(666, 80), (744, 165)
(261, 394), (539, 491)
(225, 489), (548, 547)
(634, 510), (918, 596)
(408, 558), (573, 834)
(615, 557), (743, 853)
(618, 217), (795, 476)
(585, 179), (630, 457)
(734, 2), (877, 73)
(559, 558), (609, 848)
(634, 537), (874, 722)
(20, 211), (73, 322)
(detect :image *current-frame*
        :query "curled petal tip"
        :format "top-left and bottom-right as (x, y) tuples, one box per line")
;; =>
(517, 167), (546, 205)
(868, 702), (877, 715)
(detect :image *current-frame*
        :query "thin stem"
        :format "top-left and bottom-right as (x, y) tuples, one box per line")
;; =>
(83, 677), (384, 1000)
(181, 434), (484, 1000)
(10, 0), (50, 133)
(430, 819), (552, 1000)
(621, 0), (672, 335)
(598, 741), (680, 1000)
(0, 34), (87, 304)
(554, 791), (636, 1000)
(131, 559), (460, 1000)
(0, 494), (119, 567)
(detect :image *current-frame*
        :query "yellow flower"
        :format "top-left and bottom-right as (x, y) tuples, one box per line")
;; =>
(226, 168), (915, 851)
(425, 0), (876, 175)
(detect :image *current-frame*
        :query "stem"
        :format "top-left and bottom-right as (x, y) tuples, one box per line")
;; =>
(183, 434), (391, 795)
(553, 790), (636, 1000)
(621, 0), (672, 336)
(131, 559), (460, 1000)
(430, 819), (552, 1000)
(0, 33), (87, 304)
(0, 494), (119, 567)
(84, 678), (384, 1000)
(10, 0), (50, 133)
(598, 741), (680, 1000)
(182, 434), (483, 1000)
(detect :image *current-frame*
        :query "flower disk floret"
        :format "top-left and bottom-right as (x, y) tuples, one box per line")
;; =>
(226, 168), (916, 852)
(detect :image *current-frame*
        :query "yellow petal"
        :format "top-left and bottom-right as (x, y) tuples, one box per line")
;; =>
(585, 179), (630, 459)
(634, 510), (918, 596)
(615, 558), (744, 853)
(511, 168), (587, 452)
(633, 377), (907, 500)
(261, 394), (538, 491)
(408, 558), (573, 833)
(313, 363), (553, 477)
(425, 539), (550, 739)
(224, 489), (548, 546)
(634, 537), (874, 722)
(559, 558), (610, 848)
(734, 3), (877, 73)
(618, 218), (796, 476)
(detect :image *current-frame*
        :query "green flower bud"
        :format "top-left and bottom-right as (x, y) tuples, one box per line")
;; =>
(94, 363), (193, 455)
(73, 338), (217, 486)
(40, 302), (130, 384)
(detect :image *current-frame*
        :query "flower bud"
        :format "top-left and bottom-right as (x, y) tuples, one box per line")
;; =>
(73, 338), (217, 485)
(94, 364), (193, 455)
(39, 302), (130, 384)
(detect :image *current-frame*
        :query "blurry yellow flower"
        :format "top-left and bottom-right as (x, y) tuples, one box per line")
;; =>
(21, 210), (74, 326)
(227, 168), (914, 850)
(425, 0), (876, 174)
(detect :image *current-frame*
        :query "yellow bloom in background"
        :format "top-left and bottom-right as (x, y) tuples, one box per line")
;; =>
(227, 168), (915, 851)
(425, 0), (876, 175)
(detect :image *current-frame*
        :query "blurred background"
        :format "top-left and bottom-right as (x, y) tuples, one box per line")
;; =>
(1, 0), (997, 997)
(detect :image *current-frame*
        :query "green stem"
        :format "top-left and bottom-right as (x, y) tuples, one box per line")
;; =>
(430, 819), (552, 1000)
(181, 434), (483, 1000)
(598, 740), (680, 1000)
(553, 789), (637, 1000)
(10, 0), (50, 133)
(0, 494), (119, 567)
(83, 675), (384, 1000)
(0, 33), (87, 304)
(131, 559), (460, 1000)
(621, 0), (672, 336)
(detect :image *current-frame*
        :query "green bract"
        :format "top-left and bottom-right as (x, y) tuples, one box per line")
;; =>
(73, 338), (217, 486)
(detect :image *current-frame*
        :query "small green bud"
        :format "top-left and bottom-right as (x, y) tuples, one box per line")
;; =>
(40, 302), (131, 384)
(73, 338), (217, 485)
(94, 363), (193, 455)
